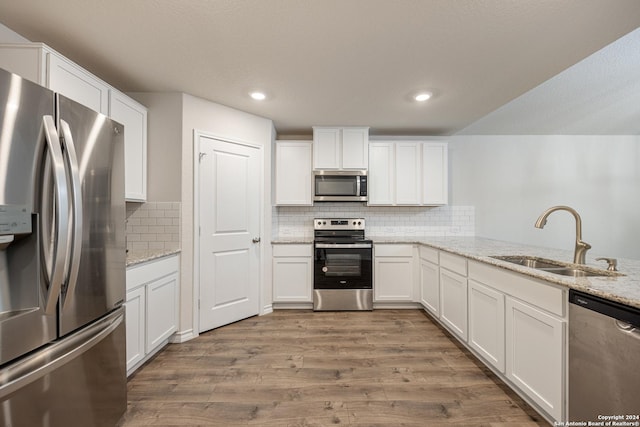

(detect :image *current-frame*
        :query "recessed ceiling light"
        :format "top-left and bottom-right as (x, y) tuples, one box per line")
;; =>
(250, 91), (266, 101)
(414, 92), (432, 102)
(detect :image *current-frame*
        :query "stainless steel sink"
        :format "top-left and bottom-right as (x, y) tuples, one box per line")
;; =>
(539, 267), (607, 277)
(490, 255), (622, 278)
(490, 255), (565, 269)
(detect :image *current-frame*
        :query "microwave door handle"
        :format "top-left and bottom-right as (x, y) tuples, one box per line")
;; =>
(59, 120), (83, 308)
(41, 116), (70, 315)
(356, 176), (361, 197)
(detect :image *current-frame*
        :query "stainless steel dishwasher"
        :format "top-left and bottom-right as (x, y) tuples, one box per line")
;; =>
(569, 290), (640, 422)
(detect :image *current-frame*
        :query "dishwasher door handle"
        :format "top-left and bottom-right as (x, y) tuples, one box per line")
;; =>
(615, 320), (640, 339)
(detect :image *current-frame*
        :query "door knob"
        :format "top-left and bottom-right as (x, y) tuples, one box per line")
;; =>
(252, 237), (261, 243)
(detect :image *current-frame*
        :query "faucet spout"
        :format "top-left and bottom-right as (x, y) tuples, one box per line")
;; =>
(534, 205), (591, 264)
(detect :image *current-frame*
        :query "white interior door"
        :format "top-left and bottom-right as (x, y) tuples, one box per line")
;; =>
(198, 136), (261, 332)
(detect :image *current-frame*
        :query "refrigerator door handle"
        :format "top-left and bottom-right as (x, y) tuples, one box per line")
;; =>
(0, 308), (124, 400)
(59, 119), (83, 308)
(41, 115), (70, 315)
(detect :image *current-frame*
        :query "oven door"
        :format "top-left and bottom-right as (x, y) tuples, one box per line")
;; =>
(314, 243), (372, 289)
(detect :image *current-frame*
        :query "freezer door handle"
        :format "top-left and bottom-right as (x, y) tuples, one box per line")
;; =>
(41, 115), (70, 315)
(0, 308), (124, 400)
(59, 119), (83, 308)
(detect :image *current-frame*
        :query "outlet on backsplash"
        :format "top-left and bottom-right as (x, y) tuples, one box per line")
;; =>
(272, 204), (474, 239)
(126, 202), (181, 251)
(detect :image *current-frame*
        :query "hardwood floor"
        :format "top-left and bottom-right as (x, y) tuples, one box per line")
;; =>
(118, 310), (550, 426)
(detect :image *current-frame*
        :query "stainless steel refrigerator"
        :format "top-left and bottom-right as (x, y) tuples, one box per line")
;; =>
(0, 67), (126, 426)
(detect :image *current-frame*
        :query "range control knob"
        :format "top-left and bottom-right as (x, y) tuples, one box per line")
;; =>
(358, 221), (362, 225)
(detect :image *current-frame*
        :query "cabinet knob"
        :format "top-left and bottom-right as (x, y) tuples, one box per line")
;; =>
(252, 237), (261, 244)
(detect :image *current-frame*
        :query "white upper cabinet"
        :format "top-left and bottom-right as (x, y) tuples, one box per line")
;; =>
(422, 142), (448, 205)
(47, 53), (110, 115)
(395, 142), (422, 205)
(0, 43), (109, 115)
(368, 140), (448, 206)
(368, 142), (394, 205)
(0, 43), (148, 202)
(274, 141), (313, 205)
(110, 89), (148, 201)
(313, 126), (369, 170)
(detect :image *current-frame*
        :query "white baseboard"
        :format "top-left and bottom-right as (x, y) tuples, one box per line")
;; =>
(169, 328), (196, 343)
(273, 302), (314, 310)
(373, 302), (422, 309)
(261, 304), (274, 315)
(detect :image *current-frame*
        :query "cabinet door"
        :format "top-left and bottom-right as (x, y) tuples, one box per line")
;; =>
(273, 257), (313, 302)
(368, 142), (394, 205)
(420, 259), (439, 316)
(374, 257), (414, 302)
(125, 287), (146, 373)
(341, 128), (368, 169)
(468, 280), (505, 372)
(110, 90), (148, 201)
(395, 142), (421, 205)
(275, 141), (312, 205)
(0, 44), (48, 85)
(422, 143), (448, 205)
(146, 273), (178, 352)
(47, 52), (109, 114)
(506, 298), (565, 421)
(439, 268), (468, 341)
(313, 128), (340, 169)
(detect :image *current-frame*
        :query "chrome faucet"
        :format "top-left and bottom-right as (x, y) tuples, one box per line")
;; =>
(534, 205), (591, 264)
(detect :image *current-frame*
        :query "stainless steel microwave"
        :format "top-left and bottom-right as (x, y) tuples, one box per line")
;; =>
(313, 170), (367, 202)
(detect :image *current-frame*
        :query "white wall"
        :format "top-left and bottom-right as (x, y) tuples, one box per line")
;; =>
(180, 93), (274, 338)
(128, 92), (183, 202)
(449, 135), (640, 260)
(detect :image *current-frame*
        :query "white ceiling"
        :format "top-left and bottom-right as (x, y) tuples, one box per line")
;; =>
(0, 0), (639, 136)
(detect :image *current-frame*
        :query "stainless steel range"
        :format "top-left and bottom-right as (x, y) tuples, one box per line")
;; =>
(313, 218), (373, 311)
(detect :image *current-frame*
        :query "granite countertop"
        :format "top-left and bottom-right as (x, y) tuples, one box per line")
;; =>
(126, 248), (181, 267)
(271, 237), (314, 244)
(371, 236), (640, 310)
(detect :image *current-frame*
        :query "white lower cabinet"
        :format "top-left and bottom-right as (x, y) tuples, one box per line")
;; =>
(125, 254), (179, 375)
(124, 286), (145, 370)
(438, 252), (468, 340)
(374, 244), (415, 302)
(506, 297), (565, 421)
(419, 246), (439, 316)
(468, 279), (505, 372)
(468, 260), (566, 423)
(439, 267), (468, 340)
(272, 244), (313, 304)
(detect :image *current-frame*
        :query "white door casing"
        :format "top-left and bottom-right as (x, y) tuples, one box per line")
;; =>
(197, 134), (261, 332)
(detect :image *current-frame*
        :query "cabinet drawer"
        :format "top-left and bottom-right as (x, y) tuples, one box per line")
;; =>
(440, 252), (467, 276)
(126, 254), (179, 291)
(468, 261), (565, 317)
(272, 244), (312, 257)
(419, 245), (438, 263)
(375, 244), (413, 257)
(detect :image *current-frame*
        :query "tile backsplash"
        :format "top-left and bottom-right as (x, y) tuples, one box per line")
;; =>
(273, 204), (474, 239)
(126, 202), (181, 251)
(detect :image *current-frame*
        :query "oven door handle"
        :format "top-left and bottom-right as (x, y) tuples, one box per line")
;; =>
(315, 243), (372, 249)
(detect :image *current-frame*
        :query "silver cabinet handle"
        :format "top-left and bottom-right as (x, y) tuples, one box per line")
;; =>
(252, 237), (261, 243)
